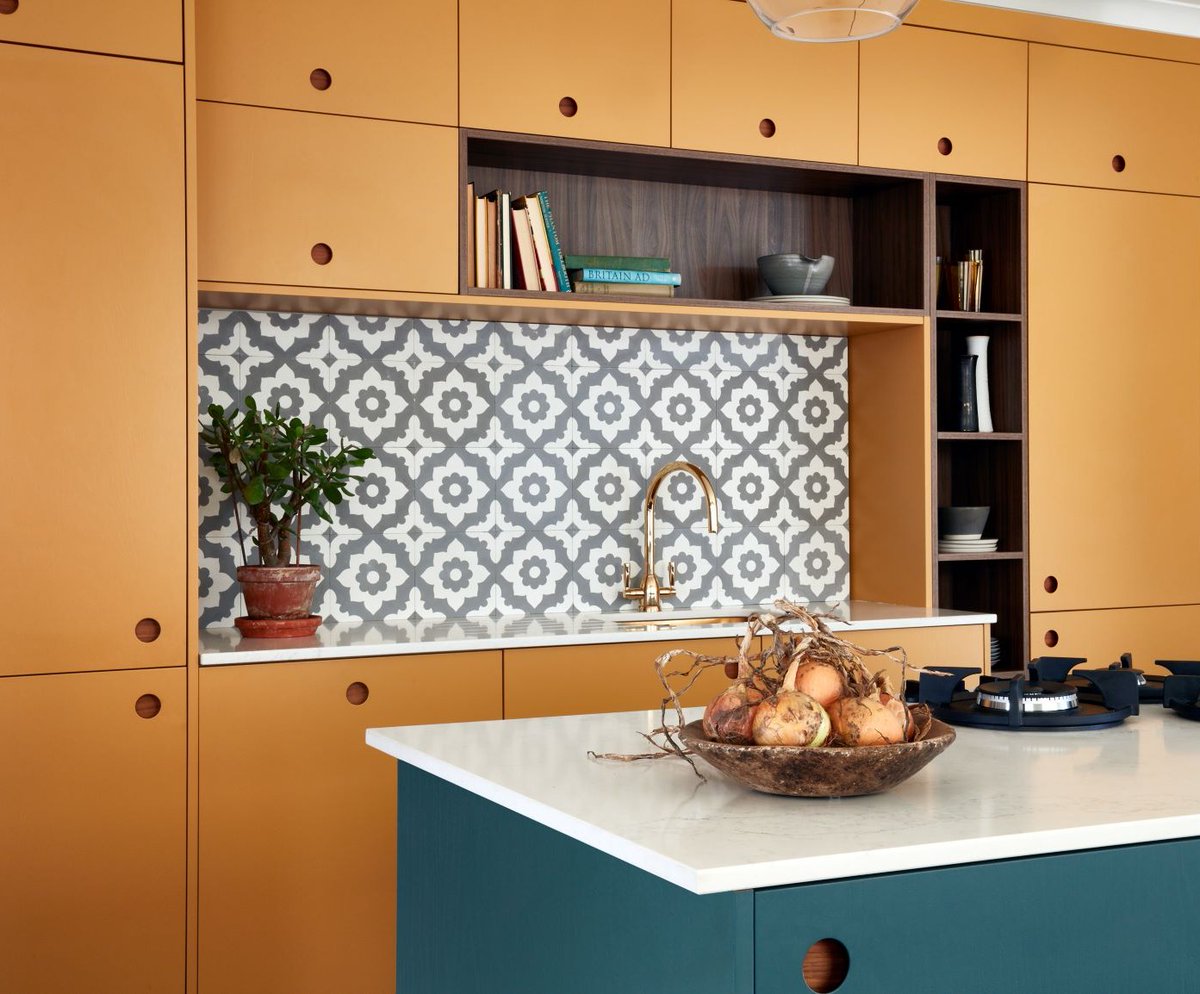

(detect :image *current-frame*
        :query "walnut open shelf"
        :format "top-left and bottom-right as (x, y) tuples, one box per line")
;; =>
(931, 177), (1028, 671)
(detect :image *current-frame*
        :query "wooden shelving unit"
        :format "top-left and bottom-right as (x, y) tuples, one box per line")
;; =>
(930, 177), (1028, 672)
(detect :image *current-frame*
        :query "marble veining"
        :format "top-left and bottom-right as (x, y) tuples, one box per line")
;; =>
(366, 707), (1200, 894)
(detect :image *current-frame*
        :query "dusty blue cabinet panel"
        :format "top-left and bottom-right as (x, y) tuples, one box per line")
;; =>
(756, 839), (1200, 993)
(396, 763), (754, 994)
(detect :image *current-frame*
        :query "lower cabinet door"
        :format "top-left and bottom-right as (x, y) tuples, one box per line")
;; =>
(1031, 605), (1200, 675)
(845, 624), (989, 687)
(0, 668), (186, 994)
(198, 652), (502, 994)
(503, 636), (752, 719)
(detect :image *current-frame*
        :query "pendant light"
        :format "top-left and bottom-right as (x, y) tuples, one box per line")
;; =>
(746, 0), (919, 41)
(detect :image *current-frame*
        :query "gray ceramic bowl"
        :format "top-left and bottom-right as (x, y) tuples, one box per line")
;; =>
(757, 253), (835, 296)
(938, 505), (990, 539)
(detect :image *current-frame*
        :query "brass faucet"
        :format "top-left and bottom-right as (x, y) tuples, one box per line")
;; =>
(622, 460), (719, 612)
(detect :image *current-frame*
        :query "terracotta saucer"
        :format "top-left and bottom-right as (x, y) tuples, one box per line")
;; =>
(235, 615), (322, 639)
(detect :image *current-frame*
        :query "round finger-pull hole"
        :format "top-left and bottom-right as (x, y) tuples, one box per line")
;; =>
(1112, 154), (1126, 172)
(135, 618), (161, 643)
(135, 694), (162, 719)
(558, 95), (578, 117)
(803, 938), (850, 993)
(759, 117), (777, 138)
(311, 242), (333, 265)
(937, 136), (953, 156)
(309, 68), (332, 91)
(1044, 630), (1060, 648)
(0, 1), (18, 14)
(346, 681), (369, 706)
(1044, 575), (1059, 594)
(724, 661), (739, 680)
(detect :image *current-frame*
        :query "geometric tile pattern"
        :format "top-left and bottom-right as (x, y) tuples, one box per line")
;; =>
(198, 310), (849, 627)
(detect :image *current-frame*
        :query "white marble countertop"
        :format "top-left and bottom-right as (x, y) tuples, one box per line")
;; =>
(198, 601), (995, 665)
(366, 707), (1200, 895)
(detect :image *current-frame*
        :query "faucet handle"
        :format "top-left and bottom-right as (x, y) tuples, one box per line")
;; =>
(621, 561), (640, 598)
(667, 560), (676, 586)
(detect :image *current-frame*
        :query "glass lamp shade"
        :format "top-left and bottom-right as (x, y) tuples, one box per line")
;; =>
(746, 0), (918, 41)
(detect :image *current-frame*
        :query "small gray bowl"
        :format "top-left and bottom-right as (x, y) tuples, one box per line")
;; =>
(938, 506), (990, 539)
(758, 253), (835, 296)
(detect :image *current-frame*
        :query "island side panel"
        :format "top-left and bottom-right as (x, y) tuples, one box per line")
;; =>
(756, 838), (1200, 993)
(396, 764), (753, 994)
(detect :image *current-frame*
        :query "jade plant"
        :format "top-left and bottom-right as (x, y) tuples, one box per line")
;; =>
(200, 397), (376, 568)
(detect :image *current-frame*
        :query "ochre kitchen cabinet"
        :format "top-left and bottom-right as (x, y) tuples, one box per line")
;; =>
(504, 636), (756, 719)
(198, 102), (458, 292)
(199, 652), (502, 994)
(459, 0), (670, 146)
(1029, 185), (1200, 612)
(197, 0), (456, 125)
(0, 668), (186, 994)
(0, 0), (180, 61)
(860, 26), (1027, 179)
(1030, 45), (1200, 195)
(847, 624), (990, 687)
(0, 45), (186, 676)
(1031, 606), (1200, 676)
(672, 0), (856, 164)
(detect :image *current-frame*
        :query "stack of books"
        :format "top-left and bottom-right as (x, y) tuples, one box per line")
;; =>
(466, 183), (570, 292)
(565, 255), (681, 298)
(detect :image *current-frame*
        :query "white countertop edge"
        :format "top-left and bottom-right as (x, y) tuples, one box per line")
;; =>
(369, 720), (1200, 894)
(200, 608), (998, 666)
(689, 815), (1200, 894)
(365, 727), (705, 893)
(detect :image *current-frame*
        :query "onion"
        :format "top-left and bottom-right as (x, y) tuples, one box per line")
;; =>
(827, 695), (906, 746)
(782, 658), (846, 708)
(751, 691), (830, 747)
(702, 682), (763, 744)
(880, 692), (912, 741)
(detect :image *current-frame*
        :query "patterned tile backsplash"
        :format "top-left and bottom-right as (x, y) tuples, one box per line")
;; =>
(198, 310), (849, 628)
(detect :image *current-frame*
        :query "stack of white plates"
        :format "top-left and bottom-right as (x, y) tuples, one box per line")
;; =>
(990, 637), (1002, 669)
(938, 536), (999, 554)
(748, 294), (851, 307)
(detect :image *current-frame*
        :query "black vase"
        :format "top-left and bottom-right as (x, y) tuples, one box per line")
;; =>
(958, 355), (979, 432)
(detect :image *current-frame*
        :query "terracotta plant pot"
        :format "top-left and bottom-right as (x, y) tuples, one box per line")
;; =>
(237, 564), (321, 620)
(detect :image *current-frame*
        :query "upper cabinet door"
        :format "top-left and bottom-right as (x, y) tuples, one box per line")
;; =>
(860, 27), (1027, 179)
(672, 0), (856, 164)
(459, 0), (670, 146)
(1029, 185), (1200, 612)
(0, 0), (180, 61)
(198, 103), (458, 293)
(197, 0), (456, 126)
(0, 46), (185, 676)
(1029, 45), (1200, 195)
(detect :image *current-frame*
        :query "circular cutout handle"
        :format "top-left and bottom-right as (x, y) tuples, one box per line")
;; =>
(310, 68), (332, 91)
(135, 618), (161, 643)
(311, 242), (333, 265)
(1044, 630), (1060, 648)
(346, 681), (369, 706)
(803, 937), (850, 993)
(1112, 154), (1126, 173)
(938, 136), (953, 156)
(558, 96), (578, 118)
(135, 694), (162, 719)
(0, 1), (19, 14)
(759, 118), (776, 138)
(1044, 575), (1058, 594)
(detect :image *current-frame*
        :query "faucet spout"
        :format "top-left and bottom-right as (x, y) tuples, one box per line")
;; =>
(623, 460), (720, 612)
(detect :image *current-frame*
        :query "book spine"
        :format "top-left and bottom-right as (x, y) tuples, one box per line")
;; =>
(536, 191), (571, 293)
(524, 197), (558, 292)
(576, 268), (681, 286)
(500, 191), (512, 290)
(473, 197), (488, 289)
(563, 255), (670, 272)
(466, 182), (476, 288)
(573, 281), (674, 297)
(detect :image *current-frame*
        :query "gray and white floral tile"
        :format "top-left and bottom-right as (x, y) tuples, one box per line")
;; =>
(197, 310), (850, 627)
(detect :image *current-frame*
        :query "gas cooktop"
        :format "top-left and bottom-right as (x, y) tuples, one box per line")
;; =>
(1164, 673), (1200, 722)
(916, 665), (1140, 730)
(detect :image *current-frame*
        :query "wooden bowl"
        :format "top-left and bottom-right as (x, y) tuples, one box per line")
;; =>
(679, 718), (956, 797)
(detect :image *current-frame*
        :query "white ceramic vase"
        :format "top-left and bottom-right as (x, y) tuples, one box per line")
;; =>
(965, 335), (993, 433)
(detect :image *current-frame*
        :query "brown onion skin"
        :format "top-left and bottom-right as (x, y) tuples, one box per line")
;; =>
(751, 691), (830, 747)
(788, 660), (846, 708)
(827, 696), (906, 747)
(880, 693), (912, 741)
(702, 683), (759, 744)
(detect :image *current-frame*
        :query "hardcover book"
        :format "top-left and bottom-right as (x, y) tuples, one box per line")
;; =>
(572, 267), (681, 286)
(563, 254), (670, 272)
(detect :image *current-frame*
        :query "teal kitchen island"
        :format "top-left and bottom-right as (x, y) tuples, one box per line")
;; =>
(367, 708), (1200, 993)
